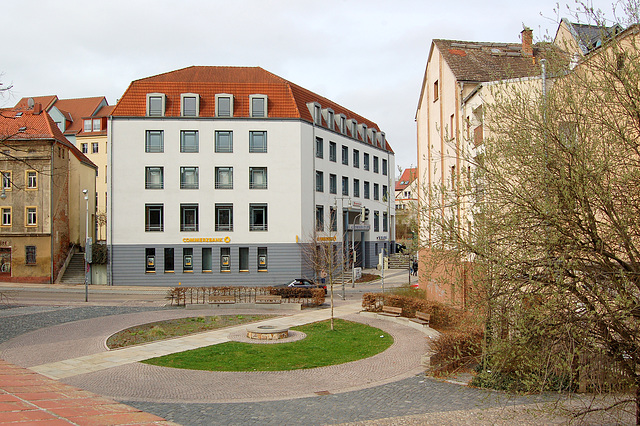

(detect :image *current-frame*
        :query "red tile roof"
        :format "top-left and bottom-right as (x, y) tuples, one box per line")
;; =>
(15, 96), (107, 137)
(395, 167), (417, 191)
(112, 66), (393, 153)
(14, 95), (58, 111)
(0, 108), (97, 169)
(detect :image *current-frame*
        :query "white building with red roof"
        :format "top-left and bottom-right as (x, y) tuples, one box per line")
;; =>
(108, 66), (395, 286)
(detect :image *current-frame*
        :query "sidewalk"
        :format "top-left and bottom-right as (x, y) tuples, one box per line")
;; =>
(0, 359), (177, 425)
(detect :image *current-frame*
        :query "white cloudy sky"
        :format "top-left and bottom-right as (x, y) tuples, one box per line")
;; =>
(1, 0), (622, 172)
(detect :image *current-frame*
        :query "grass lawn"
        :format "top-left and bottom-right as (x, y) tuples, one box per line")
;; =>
(141, 318), (393, 371)
(106, 315), (276, 349)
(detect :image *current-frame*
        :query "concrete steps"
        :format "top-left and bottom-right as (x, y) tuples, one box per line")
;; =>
(60, 253), (86, 284)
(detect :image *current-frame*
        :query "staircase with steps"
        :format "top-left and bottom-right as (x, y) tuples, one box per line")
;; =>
(388, 253), (410, 269)
(60, 253), (86, 284)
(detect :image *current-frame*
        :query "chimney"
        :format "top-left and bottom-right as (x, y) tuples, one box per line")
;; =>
(521, 28), (533, 57)
(33, 103), (42, 115)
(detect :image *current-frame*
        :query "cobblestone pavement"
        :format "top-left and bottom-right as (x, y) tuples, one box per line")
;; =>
(0, 299), (619, 425)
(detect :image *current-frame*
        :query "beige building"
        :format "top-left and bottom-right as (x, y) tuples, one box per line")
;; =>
(0, 105), (97, 283)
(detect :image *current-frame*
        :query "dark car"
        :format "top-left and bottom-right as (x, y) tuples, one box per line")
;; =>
(275, 278), (327, 294)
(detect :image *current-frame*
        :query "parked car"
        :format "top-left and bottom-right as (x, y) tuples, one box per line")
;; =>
(275, 278), (327, 294)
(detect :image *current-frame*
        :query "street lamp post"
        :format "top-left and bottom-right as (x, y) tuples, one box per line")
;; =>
(83, 189), (89, 302)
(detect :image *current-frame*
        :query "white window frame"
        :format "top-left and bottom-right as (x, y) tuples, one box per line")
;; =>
(1, 207), (11, 226)
(91, 142), (99, 154)
(26, 206), (37, 226)
(26, 170), (37, 189)
(84, 120), (92, 132)
(92, 119), (101, 132)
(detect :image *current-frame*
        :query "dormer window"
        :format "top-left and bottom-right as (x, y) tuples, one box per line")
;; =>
(93, 119), (101, 132)
(181, 94), (199, 117)
(371, 129), (377, 146)
(250, 95), (268, 118)
(306, 102), (322, 125)
(147, 93), (166, 117)
(339, 114), (347, 134)
(360, 124), (368, 142)
(215, 94), (233, 117)
(325, 109), (334, 129)
(349, 119), (358, 139)
(84, 120), (92, 132)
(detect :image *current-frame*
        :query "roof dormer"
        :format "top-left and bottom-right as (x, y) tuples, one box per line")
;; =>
(180, 93), (200, 117)
(215, 93), (234, 117)
(249, 94), (268, 118)
(146, 93), (166, 117)
(307, 102), (322, 125)
(322, 108), (335, 130)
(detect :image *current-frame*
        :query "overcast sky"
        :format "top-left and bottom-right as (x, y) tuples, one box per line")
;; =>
(1, 0), (621, 173)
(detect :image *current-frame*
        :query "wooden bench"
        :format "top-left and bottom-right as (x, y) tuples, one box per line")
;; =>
(209, 295), (236, 304)
(410, 311), (431, 326)
(379, 306), (402, 317)
(256, 295), (282, 304)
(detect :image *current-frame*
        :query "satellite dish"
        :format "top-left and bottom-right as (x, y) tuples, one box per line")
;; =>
(27, 98), (35, 109)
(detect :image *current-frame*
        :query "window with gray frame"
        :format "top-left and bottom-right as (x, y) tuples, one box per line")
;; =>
(145, 167), (163, 189)
(180, 130), (199, 153)
(249, 167), (267, 189)
(353, 149), (359, 168)
(145, 130), (163, 153)
(373, 156), (379, 173)
(383, 212), (388, 232)
(249, 203), (267, 231)
(329, 174), (337, 194)
(329, 142), (337, 162)
(239, 247), (249, 272)
(26, 246), (36, 265)
(341, 145), (348, 165)
(342, 176), (348, 196)
(330, 207), (337, 231)
(374, 210), (379, 232)
(215, 167), (233, 189)
(148, 96), (163, 116)
(251, 97), (266, 117)
(215, 131), (233, 153)
(202, 247), (212, 272)
(316, 205), (324, 231)
(382, 158), (388, 176)
(374, 183), (379, 200)
(180, 167), (199, 189)
(363, 153), (370, 170)
(353, 179), (360, 197)
(145, 204), (163, 231)
(180, 204), (198, 231)
(182, 96), (197, 116)
(164, 248), (174, 272)
(383, 185), (388, 201)
(215, 203), (233, 231)
(364, 181), (370, 199)
(217, 96), (231, 117)
(249, 131), (267, 152)
(316, 171), (323, 192)
(315, 137), (323, 158)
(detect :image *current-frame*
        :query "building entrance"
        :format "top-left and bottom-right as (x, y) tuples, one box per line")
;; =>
(0, 248), (11, 276)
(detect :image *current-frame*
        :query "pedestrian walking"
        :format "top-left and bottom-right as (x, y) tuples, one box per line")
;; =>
(409, 258), (414, 276)
(412, 260), (418, 276)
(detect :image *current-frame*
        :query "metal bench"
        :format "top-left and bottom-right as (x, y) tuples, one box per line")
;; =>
(255, 295), (282, 304)
(379, 306), (402, 317)
(208, 295), (236, 304)
(410, 311), (431, 326)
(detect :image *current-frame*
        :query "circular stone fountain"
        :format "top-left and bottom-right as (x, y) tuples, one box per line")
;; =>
(246, 325), (289, 340)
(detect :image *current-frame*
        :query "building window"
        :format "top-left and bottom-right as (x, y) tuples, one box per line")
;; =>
(383, 212), (388, 232)
(382, 159), (388, 176)
(383, 185), (388, 201)
(249, 131), (267, 153)
(93, 119), (101, 132)
(26, 207), (37, 226)
(316, 205), (324, 231)
(220, 247), (231, 272)
(360, 124), (367, 142)
(215, 94), (233, 117)
(215, 131), (233, 153)
(341, 145), (348, 165)
(374, 183), (379, 200)
(433, 80), (439, 101)
(180, 167), (199, 189)
(330, 207), (337, 231)
(373, 156), (379, 173)
(147, 93), (165, 116)
(145, 130), (163, 153)
(249, 203), (267, 231)
(92, 142), (99, 154)
(81, 143), (88, 153)
(353, 179), (360, 197)
(315, 171), (323, 192)
(364, 181), (370, 199)
(26, 171), (37, 189)
(258, 247), (268, 271)
(329, 142), (337, 162)
(215, 167), (233, 189)
(339, 115), (346, 134)
(146, 248), (155, 272)
(202, 247), (212, 272)
(181, 94), (199, 117)
(363, 153), (370, 171)
(315, 137), (323, 159)
(374, 211), (380, 232)
(215, 203), (233, 231)
(329, 174), (337, 194)
(164, 248), (174, 272)
(249, 167), (267, 189)
(1, 171), (10, 191)
(145, 204), (164, 231)
(26, 246), (36, 265)
(342, 176), (349, 196)
(239, 247), (249, 272)
(183, 247), (193, 272)
(180, 130), (199, 153)
(145, 166), (164, 189)
(84, 120), (91, 132)
(353, 149), (359, 168)
(180, 204), (199, 231)
(1, 207), (10, 226)
(350, 120), (357, 139)
(313, 104), (321, 125)
(326, 109), (334, 129)
(250, 95), (267, 118)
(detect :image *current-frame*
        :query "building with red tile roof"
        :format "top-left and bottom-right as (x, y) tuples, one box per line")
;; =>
(108, 66), (395, 286)
(0, 107), (97, 283)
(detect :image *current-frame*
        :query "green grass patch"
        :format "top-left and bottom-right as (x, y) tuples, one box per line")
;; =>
(141, 318), (393, 371)
(106, 315), (276, 349)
